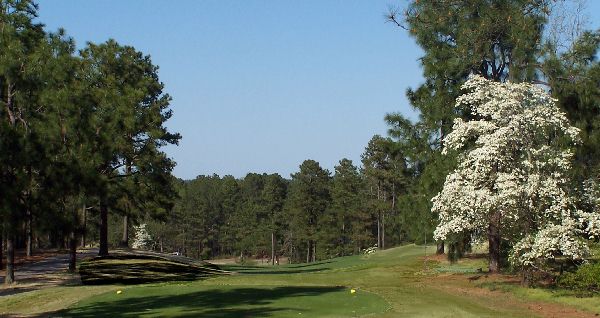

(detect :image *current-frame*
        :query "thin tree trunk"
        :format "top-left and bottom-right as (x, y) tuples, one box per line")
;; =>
(121, 215), (129, 247)
(306, 241), (311, 263)
(377, 212), (381, 249)
(312, 241), (316, 262)
(26, 209), (32, 257)
(5, 235), (15, 285)
(99, 198), (108, 256)
(436, 242), (444, 254)
(377, 182), (381, 249)
(271, 232), (275, 266)
(68, 230), (77, 272)
(488, 211), (501, 273)
(121, 163), (132, 247)
(198, 240), (202, 259)
(381, 211), (385, 250)
(81, 204), (86, 247)
(0, 231), (3, 270)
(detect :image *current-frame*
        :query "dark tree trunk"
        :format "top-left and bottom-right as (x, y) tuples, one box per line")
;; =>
(68, 230), (77, 272)
(99, 198), (108, 256)
(312, 241), (316, 262)
(121, 215), (129, 247)
(5, 235), (15, 285)
(26, 209), (32, 257)
(121, 163), (132, 248)
(436, 242), (445, 255)
(488, 211), (501, 273)
(271, 232), (275, 266)
(0, 231), (3, 270)
(377, 212), (381, 249)
(81, 204), (86, 247)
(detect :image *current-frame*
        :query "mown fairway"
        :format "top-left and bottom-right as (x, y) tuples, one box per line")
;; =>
(2, 244), (597, 317)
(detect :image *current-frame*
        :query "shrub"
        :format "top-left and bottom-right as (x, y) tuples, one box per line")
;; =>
(557, 262), (600, 292)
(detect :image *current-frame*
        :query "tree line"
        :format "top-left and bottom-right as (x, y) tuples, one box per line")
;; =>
(1, 1), (179, 284)
(145, 137), (413, 263)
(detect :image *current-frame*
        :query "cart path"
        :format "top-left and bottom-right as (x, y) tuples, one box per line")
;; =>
(0, 250), (97, 296)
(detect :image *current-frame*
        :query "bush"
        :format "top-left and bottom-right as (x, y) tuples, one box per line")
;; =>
(557, 262), (600, 292)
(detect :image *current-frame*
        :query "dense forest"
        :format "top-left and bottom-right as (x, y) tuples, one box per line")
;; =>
(141, 137), (410, 263)
(2, 0), (600, 286)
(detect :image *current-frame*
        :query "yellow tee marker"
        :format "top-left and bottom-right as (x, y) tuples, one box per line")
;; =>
(350, 289), (356, 294)
(116, 290), (123, 294)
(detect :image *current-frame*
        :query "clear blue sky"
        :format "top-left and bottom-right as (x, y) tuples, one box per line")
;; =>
(35, 1), (599, 179)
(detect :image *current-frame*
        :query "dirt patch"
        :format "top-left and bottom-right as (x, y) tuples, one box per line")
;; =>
(427, 273), (597, 318)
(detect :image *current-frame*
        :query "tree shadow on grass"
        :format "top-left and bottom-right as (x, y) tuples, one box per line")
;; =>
(229, 267), (332, 275)
(79, 257), (224, 285)
(53, 286), (344, 317)
(223, 260), (334, 275)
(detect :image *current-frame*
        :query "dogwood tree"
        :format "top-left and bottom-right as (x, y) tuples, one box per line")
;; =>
(432, 75), (598, 272)
(132, 224), (153, 250)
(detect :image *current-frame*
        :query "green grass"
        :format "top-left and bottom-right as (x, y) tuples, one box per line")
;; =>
(59, 245), (533, 317)
(62, 284), (387, 317)
(4, 244), (600, 317)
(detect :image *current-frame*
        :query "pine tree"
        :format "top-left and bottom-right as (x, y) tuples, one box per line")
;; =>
(330, 159), (369, 255)
(79, 40), (179, 256)
(0, 0), (47, 284)
(286, 160), (331, 263)
(386, 0), (550, 256)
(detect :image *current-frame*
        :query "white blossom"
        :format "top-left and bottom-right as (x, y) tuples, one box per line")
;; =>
(432, 75), (596, 267)
(132, 223), (153, 250)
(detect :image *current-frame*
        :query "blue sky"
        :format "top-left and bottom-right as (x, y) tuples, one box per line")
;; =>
(36, 1), (599, 179)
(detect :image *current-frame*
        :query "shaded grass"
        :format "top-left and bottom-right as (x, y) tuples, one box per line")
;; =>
(79, 254), (226, 285)
(61, 284), (388, 318)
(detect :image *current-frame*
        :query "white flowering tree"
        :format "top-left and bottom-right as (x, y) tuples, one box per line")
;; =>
(132, 224), (153, 250)
(433, 75), (599, 273)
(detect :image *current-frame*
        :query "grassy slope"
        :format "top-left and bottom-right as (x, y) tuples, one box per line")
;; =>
(1, 245), (598, 317)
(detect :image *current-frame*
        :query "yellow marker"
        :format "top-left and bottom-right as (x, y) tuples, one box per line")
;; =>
(116, 290), (122, 294)
(350, 289), (356, 294)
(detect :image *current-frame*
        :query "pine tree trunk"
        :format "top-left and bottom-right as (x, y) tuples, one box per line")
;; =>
(312, 241), (316, 262)
(377, 182), (381, 249)
(26, 209), (32, 257)
(69, 230), (77, 272)
(81, 204), (86, 247)
(381, 212), (385, 250)
(0, 231), (3, 270)
(271, 232), (275, 266)
(121, 163), (132, 248)
(306, 241), (311, 263)
(5, 235), (15, 285)
(121, 215), (129, 247)
(377, 212), (381, 249)
(0, 228), (4, 271)
(488, 211), (501, 273)
(99, 198), (109, 256)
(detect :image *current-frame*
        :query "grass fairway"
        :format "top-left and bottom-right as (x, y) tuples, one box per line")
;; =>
(3, 244), (598, 317)
(59, 245), (533, 317)
(63, 284), (387, 317)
